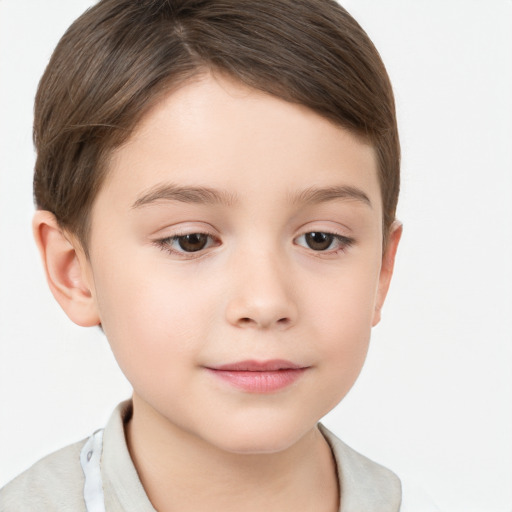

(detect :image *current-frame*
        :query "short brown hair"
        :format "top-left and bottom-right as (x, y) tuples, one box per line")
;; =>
(34, 0), (399, 249)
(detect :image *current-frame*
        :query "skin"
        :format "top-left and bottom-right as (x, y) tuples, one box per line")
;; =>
(34, 73), (401, 512)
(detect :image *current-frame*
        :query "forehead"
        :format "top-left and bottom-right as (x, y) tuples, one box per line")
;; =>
(98, 73), (381, 217)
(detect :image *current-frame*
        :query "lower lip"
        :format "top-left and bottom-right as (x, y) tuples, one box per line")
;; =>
(206, 368), (307, 393)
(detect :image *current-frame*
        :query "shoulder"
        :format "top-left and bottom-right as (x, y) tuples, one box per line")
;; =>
(319, 424), (441, 512)
(319, 424), (401, 512)
(320, 425), (401, 484)
(0, 439), (87, 512)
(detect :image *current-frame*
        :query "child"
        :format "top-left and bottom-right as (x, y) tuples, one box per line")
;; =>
(0, 0), (435, 510)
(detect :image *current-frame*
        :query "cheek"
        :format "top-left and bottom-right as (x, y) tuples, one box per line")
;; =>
(309, 300), (372, 413)
(308, 257), (380, 337)
(313, 292), (372, 368)
(304, 263), (379, 393)
(91, 257), (216, 381)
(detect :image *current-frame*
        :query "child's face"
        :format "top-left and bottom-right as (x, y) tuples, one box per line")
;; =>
(80, 73), (396, 453)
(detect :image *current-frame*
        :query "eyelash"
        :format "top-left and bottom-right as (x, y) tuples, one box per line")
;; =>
(154, 232), (220, 258)
(153, 231), (354, 258)
(294, 232), (354, 254)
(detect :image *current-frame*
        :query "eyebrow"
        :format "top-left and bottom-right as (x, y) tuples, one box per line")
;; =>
(131, 183), (372, 209)
(131, 184), (237, 209)
(290, 185), (372, 208)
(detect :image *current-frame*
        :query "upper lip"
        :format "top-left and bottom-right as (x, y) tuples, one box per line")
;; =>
(208, 359), (305, 371)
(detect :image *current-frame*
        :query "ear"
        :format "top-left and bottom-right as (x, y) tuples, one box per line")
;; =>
(33, 210), (100, 327)
(372, 221), (403, 327)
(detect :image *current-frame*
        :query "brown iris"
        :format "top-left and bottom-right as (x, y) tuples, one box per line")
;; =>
(305, 232), (334, 251)
(178, 234), (209, 252)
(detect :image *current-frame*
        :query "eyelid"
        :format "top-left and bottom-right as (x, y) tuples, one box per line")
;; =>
(293, 229), (355, 254)
(150, 223), (354, 259)
(153, 229), (220, 259)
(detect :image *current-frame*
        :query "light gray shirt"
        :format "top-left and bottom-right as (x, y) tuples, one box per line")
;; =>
(1, 400), (405, 511)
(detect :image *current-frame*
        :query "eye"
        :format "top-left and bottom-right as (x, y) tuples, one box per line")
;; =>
(295, 232), (353, 252)
(155, 232), (218, 256)
(175, 233), (209, 252)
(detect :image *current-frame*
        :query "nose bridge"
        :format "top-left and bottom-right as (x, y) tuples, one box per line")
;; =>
(225, 239), (298, 330)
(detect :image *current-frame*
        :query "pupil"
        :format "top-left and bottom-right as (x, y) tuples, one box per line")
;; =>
(306, 232), (333, 251)
(178, 234), (208, 252)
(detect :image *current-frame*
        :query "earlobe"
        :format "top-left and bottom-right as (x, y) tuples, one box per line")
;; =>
(32, 210), (100, 327)
(372, 221), (402, 327)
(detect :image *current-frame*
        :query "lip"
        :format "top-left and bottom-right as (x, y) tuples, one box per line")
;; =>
(205, 359), (309, 393)
(213, 359), (304, 372)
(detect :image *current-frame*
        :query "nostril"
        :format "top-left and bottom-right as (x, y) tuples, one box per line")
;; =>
(237, 316), (290, 328)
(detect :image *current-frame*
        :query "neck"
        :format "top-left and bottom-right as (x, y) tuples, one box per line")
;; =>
(125, 395), (339, 512)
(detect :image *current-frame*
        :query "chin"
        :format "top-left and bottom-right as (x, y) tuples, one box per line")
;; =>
(204, 419), (314, 456)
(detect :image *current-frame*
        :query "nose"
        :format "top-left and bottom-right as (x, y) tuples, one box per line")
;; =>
(225, 248), (298, 330)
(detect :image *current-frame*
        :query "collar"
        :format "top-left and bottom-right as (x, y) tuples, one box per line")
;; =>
(81, 401), (401, 512)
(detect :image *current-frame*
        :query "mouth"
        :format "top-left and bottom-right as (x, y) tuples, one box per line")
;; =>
(205, 359), (309, 393)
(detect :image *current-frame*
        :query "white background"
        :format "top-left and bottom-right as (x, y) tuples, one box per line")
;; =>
(0, 1), (511, 511)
